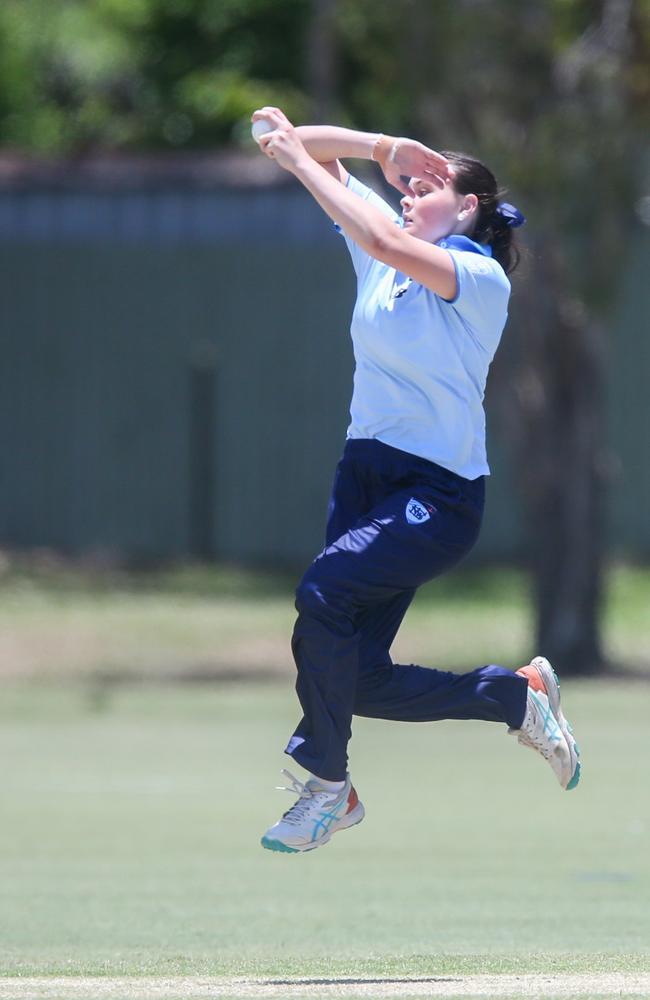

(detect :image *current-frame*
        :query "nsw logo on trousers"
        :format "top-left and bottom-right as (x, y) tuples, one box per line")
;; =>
(405, 498), (431, 524)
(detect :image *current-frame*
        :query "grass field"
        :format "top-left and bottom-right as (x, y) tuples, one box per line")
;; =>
(1, 561), (650, 682)
(1, 675), (649, 998)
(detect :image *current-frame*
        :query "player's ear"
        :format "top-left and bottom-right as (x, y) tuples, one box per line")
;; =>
(462, 193), (479, 218)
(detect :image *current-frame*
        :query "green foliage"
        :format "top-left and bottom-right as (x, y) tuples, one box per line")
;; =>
(0, 0), (648, 247)
(0, 0), (311, 151)
(2, 0), (648, 168)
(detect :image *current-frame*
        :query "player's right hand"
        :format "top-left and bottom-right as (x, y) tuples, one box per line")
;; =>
(251, 107), (310, 175)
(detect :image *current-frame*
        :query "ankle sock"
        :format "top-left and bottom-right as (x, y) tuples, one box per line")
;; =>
(311, 775), (345, 793)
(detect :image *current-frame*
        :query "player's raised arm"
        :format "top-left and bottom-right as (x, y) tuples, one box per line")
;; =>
(252, 108), (459, 299)
(251, 107), (453, 194)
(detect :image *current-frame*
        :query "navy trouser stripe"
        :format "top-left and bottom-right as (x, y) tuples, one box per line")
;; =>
(286, 438), (528, 781)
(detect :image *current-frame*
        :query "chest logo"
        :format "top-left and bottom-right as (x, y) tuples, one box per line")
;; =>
(392, 279), (412, 299)
(405, 498), (431, 524)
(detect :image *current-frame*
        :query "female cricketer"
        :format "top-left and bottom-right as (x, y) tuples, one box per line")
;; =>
(252, 107), (581, 854)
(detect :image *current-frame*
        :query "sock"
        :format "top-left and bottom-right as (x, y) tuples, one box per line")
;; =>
(516, 663), (546, 694)
(311, 774), (345, 793)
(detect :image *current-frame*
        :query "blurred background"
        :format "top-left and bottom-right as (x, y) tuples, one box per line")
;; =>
(0, 0), (648, 682)
(0, 1), (649, 985)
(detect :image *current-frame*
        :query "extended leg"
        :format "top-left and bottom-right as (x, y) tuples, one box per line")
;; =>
(286, 484), (501, 780)
(353, 591), (527, 728)
(354, 659), (527, 727)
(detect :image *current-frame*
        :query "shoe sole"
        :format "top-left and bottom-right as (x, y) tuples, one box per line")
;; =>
(261, 802), (365, 854)
(529, 656), (581, 790)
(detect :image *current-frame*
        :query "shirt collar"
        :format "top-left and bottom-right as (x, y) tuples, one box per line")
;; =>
(435, 235), (492, 257)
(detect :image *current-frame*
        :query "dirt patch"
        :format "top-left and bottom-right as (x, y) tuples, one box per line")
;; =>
(0, 973), (649, 999)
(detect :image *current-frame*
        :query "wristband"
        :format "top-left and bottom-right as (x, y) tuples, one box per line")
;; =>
(371, 134), (399, 169)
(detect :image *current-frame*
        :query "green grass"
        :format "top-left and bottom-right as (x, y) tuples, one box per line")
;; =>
(0, 680), (648, 981)
(0, 561), (649, 681)
(0, 560), (648, 995)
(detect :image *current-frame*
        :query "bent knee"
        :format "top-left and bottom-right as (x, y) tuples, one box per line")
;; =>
(294, 577), (325, 614)
(295, 575), (345, 614)
(294, 573), (356, 631)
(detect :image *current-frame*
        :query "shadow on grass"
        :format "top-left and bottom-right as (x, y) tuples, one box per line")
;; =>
(81, 658), (650, 703)
(0, 552), (299, 600)
(258, 978), (460, 986)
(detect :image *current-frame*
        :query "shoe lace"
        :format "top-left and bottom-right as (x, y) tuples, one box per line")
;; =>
(276, 769), (329, 827)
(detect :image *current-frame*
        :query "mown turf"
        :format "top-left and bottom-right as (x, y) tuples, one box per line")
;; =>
(0, 680), (648, 981)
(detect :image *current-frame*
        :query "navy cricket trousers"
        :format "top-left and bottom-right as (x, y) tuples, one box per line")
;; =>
(286, 438), (528, 781)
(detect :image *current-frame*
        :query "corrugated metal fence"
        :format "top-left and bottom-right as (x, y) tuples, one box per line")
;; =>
(0, 171), (647, 565)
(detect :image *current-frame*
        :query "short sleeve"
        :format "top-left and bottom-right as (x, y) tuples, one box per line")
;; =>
(335, 173), (401, 284)
(444, 250), (511, 352)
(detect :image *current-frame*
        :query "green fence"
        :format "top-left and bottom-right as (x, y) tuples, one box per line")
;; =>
(0, 177), (647, 565)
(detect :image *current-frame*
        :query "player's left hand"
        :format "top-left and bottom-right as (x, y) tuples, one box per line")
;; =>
(251, 107), (309, 174)
(382, 138), (455, 195)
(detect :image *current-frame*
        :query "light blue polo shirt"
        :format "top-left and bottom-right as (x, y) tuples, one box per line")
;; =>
(337, 174), (511, 479)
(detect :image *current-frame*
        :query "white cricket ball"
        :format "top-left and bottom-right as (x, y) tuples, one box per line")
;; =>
(251, 118), (275, 144)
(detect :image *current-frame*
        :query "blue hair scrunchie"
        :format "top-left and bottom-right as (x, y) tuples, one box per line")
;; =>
(495, 201), (526, 228)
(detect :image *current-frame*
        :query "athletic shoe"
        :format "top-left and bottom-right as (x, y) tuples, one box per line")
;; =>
(510, 655), (581, 791)
(261, 770), (365, 853)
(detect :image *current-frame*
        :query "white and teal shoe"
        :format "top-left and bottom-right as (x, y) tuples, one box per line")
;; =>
(261, 770), (365, 854)
(510, 656), (581, 791)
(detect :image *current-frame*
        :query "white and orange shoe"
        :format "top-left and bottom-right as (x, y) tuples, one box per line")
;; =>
(261, 770), (364, 853)
(510, 656), (581, 790)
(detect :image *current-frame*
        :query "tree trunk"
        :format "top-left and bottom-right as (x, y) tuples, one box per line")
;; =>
(306, 0), (339, 122)
(507, 238), (608, 674)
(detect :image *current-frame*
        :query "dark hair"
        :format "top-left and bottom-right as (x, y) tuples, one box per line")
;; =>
(441, 151), (521, 275)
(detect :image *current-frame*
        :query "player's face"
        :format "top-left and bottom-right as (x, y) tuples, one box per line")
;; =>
(401, 177), (477, 243)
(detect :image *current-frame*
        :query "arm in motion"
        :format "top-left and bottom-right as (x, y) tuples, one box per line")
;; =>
(252, 108), (458, 299)
(253, 107), (453, 194)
